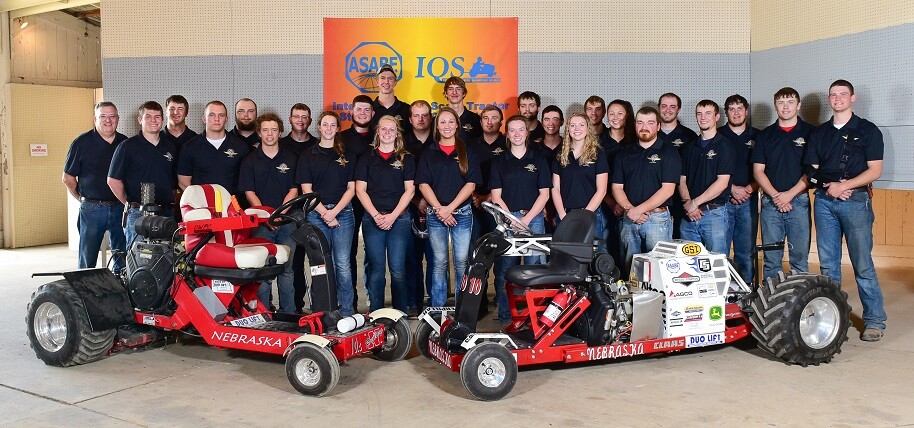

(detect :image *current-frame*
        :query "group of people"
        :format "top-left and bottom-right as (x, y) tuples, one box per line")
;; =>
(63, 66), (887, 341)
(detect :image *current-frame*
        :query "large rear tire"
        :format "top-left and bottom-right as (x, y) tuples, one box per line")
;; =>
(748, 272), (850, 366)
(26, 280), (116, 367)
(459, 342), (517, 401)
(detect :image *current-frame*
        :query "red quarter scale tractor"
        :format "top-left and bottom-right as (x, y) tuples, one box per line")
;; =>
(26, 184), (411, 396)
(416, 202), (850, 400)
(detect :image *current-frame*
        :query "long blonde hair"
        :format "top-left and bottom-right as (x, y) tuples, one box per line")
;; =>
(372, 115), (408, 162)
(558, 113), (600, 167)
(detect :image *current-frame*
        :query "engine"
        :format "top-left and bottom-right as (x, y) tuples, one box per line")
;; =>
(126, 213), (178, 311)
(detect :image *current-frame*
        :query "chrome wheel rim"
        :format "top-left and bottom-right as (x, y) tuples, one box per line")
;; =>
(381, 324), (399, 352)
(799, 297), (841, 349)
(294, 357), (322, 387)
(477, 357), (506, 388)
(34, 302), (68, 352)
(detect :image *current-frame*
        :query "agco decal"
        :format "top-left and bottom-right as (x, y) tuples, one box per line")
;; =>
(211, 331), (283, 348)
(586, 343), (645, 361)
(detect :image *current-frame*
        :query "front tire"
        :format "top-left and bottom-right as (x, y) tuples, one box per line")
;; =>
(748, 272), (850, 366)
(459, 343), (517, 401)
(414, 321), (437, 360)
(26, 280), (115, 367)
(373, 317), (412, 362)
(285, 343), (340, 396)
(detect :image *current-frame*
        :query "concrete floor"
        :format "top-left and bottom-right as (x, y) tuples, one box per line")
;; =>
(2, 244), (913, 427)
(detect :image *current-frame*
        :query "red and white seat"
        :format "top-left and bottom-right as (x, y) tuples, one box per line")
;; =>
(180, 184), (290, 269)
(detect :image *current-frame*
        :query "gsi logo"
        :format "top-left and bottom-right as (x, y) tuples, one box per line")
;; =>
(345, 42), (403, 93)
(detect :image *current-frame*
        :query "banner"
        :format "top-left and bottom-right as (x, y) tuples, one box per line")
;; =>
(323, 18), (519, 127)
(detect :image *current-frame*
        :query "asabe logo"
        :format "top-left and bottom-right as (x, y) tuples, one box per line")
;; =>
(345, 42), (403, 93)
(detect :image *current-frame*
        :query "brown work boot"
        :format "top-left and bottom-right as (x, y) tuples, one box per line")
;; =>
(861, 328), (884, 342)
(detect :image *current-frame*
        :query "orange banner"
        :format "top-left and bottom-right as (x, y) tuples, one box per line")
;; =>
(323, 18), (519, 126)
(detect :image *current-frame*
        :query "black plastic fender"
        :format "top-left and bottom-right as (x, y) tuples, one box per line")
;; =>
(31, 269), (134, 331)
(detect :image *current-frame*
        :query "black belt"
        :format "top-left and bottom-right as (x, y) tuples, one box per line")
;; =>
(698, 202), (724, 211)
(80, 198), (122, 206)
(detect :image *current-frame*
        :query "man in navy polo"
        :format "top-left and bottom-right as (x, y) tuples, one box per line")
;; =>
(518, 91), (545, 145)
(658, 92), (699, 151)
(230, 98), (260, 149)
(405, 99), (434, 315)
(177, 101), (250, 200)
(280, 103), (317, 157)
(679, 100), (734, 254)
(443, 76), (482, 142)
(469, 105), (507, 209)
(406, 100), (433, 154)
(341, 94), (375, 159)
(807, 80), (886, 341)
(584, 95), (609, 146)
(107, 101), (177, 246)
(612, 107), (681, 269)
(752, 87), (813, 280)
(370, 64), (411, 136)
(239, 113), (299, 313)
(63, 101), (129, 273)
(162, 95), (197, 154)
(719, 94), (761, 283)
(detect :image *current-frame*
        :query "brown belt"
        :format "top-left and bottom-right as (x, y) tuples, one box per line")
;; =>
(697, 203), (724, 211)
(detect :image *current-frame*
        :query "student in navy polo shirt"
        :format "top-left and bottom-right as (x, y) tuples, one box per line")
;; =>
(807, 80), (886, 341)
(239, 113), (299, 313)
(719, 94), (761, 283)
(162, 95), (197, 154)
(405, 99), (435, 315)
(539, 105), (564, 233)
(417, 107), (482, 307)
(443, 76), (482, 142)
(469, 105), (508, 242)
(606, 99), (636, 148)
(612, 107), (681, 271)
(298, 111), (357, 316)
(518, 91), (545, 145)
(752, 87), (814, 280)
(340, 94), (375, 311)
(279, 103), (317, 157)
(229, 98), (260, 149)
(355, 115), (416, 312)
(584, 96), (608, 145)
(107, 101), (177, 246)
(552, 112), (609, 250)
(63, 101), (129, 273)
(679, 100), (734, 253)
(603, 99), (636, 267)
(489, 115), (552, 324)
(177, 101), (250, 203)
(370, 64), (411, 136)
(659, 92), (698, 240)
(406, 100), (434, 154)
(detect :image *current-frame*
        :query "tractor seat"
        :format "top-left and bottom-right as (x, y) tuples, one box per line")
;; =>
(194, 264), (286, 283)
(505, 209), (595, 287)
(180, 184), (290, 270)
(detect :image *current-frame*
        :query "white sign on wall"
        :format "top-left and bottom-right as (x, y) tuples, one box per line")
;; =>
(29, 144), (48, 156)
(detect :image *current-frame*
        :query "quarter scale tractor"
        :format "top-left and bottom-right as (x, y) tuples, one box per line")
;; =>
(416, 202), (850, 401)
(26, 184), (411, 397)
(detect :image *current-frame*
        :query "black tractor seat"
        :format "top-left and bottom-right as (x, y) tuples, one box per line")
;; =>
(505, 209), (596, 287)
(194, 263), (285, 283)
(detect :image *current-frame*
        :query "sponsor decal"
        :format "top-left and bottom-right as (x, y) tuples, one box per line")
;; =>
(651, 338), (685, 351)
(428, 339), (452, 368)
(684, 304), (703, 313)
(688, 257), (712, 272)
(672, 272), (699, 284)
(709, 305), (723, 321)
(669, 290), (694, 299)
(228, 314), (267, 327)
(211, 279), (234, 294)
(670, 310), (682, 317)
(142, 315), (156, 326)
(706, 149), (717, 159)
(310, 264), (327, 276)
(681, 243), (702, 256)
(666, 260), (680, 273)
(685, 314), (703, 322)
(211, 331), (283, 348)
(726, 310), (742, 319)
(647, 154), (661, 164)
(350, 328), (385, 354)
(276, 163), (290, 173)
(586, 342), (645, 361)
(686, 332), (725, 348)
(697, 284), (718, 297)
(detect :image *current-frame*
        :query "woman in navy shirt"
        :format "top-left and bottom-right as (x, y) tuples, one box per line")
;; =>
(489, 115), (552, 324)
(552, 113), (609, 248)
(355, 115), (416, 312)
(416, 107), (481, 307)
(297, 111), (357, 316)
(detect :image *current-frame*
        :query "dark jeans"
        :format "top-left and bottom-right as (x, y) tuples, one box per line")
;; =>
(77, 200), (126, 274)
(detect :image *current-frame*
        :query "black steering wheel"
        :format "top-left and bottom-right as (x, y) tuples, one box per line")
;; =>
(481, 201), (534, 237)
(267, 192), (320, 227)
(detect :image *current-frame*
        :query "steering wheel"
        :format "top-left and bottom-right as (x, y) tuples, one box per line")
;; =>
(481, 201), (534, 237)
(267, 192), (320, 227)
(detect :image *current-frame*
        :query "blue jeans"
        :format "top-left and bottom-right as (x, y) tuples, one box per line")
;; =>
(680, 205), (730, 254)
(405, 207), (426, 311)
(308, 205), (355, 316)
(760, 193), (810, 280)
(814, 190), (886, 330)
(556, 208), (605, 253)
(77, 200), (126, 274)
(252, 222), (297, 313)
(493, 212), (545, 322)
(362, 211), (412, 312)
(620, 210), (673, 269)
(124, 207), (143, 252)
(725, 195), (759, 283)
(426, 204), (473, 307)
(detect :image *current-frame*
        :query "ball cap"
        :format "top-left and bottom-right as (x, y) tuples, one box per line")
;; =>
(377, 64), (397, 78)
